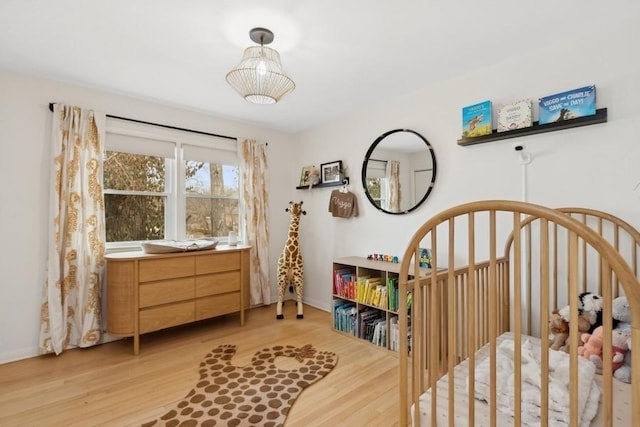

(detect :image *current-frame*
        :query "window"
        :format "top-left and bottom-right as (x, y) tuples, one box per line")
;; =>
(103, 120), (239, 249)
(103, 151), (168, 242)
(365, 159), (388, 209)
(183, 144), (239, 239)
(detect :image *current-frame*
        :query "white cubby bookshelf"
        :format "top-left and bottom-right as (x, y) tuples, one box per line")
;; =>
(332, 256), (432, 353)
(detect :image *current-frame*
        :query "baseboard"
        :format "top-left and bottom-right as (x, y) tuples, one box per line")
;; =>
(0, 332), (122, 365)
(301, 298), (330, 312)
(268, 295), (330, 313)
(0, 346), (40, 364)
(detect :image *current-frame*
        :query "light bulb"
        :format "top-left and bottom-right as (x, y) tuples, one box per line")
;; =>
(256, 59), (267, 76)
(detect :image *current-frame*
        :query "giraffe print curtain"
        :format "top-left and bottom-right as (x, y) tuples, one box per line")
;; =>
(238, 139), (271, 306)
(39, 104), (107, 355)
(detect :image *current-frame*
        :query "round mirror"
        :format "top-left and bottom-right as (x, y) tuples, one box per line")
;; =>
(361, 129), (436, 214)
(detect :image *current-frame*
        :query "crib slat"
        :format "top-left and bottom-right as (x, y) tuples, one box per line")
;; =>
(447, 219), (455, 427)
(526, 224), (532, 335)
(429, 230), (438, 427)
(413, 245), (422, 426)
(540, 219), (550, 427)
(552, 223), (558, 311)
(513, 213), (522, 427)
(467, 212), (477, 425)
(568, 230), (579, 427)
(602, 262), (613, 427)
(581, 214), (588, 293)
(489, 210), (497, 427)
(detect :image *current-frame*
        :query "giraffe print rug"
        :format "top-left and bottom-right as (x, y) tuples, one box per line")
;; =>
(142, 344), (338, 427)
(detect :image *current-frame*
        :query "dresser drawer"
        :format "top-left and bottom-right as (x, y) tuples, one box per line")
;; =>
(139, 256), (195, 282)
(195, 293), (241, 321)
(139, 277), (195, 308)
(106, 260), (135, 336)
(195, 252), (240, 275)
(139, 301), (195, 333)
(195, 271), (240, 297)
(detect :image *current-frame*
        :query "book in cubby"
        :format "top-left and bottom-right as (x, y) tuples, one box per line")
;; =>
(359, 307), (385, 345)
(333, 267), (355, 299)
(332, 256), (428, 353)
(332, 299), (356, 336)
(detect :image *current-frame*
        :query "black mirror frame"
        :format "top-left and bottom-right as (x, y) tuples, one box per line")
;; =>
(361, 128), (437, 215)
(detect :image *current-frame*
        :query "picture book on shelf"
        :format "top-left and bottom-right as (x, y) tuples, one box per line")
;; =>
(538, 85), (596, 125)
(497, 99), (533, 132)
(462, 100), (492, 138)
(419, 248), (432, 268)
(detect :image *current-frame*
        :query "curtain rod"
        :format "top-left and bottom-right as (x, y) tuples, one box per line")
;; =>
(48, 102), (236, 141)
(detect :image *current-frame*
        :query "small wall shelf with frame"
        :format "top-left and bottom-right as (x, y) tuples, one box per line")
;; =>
(296, 177), (349, 190)
(457, 107), (608, 147)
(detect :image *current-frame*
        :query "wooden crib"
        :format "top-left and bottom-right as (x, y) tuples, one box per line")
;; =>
(398, 200), (640, 426)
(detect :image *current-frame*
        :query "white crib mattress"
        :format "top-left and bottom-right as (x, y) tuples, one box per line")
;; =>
(412, 332), (631, 427)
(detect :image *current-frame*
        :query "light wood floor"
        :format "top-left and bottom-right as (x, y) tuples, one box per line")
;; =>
(0, 304), (401, 427)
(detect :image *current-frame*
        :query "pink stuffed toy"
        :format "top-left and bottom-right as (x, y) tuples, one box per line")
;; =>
(611, 329), (630, 372)
(578, 325), (630, 374)
(579, 326), (604, 373)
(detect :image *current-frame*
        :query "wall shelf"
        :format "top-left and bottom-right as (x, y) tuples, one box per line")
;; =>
(457, 108), (608, 146)
(296, 177), (349, 190)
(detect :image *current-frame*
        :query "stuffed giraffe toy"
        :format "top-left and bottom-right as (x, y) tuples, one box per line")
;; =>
(276, 201), (306, 319)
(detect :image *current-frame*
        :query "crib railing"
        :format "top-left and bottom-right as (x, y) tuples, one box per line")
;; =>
(502, 207), (640, 319)
(406, 260), (511, 373)
(398, 201), (640, 427)
(402, 257), (510, 425)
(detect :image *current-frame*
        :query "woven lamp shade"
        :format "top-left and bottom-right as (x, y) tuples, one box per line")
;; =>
(226, 46), (295, 105)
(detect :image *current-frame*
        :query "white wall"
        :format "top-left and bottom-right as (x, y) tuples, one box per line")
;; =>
(293, 15), (640, 312)
(0, 69), (296, 363)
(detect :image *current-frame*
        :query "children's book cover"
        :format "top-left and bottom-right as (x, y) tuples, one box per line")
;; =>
(462, 100), (492, 138)
(497, 99), (533, 132)
(538, 85), (596, 125)
(419, 248), (432, 268)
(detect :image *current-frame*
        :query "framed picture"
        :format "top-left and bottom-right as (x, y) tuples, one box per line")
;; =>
(299, 165), (316, 186)
(320, 160), (342, 184)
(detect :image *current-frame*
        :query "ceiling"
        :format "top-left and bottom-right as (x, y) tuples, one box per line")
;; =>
(0, 1), (635, 134)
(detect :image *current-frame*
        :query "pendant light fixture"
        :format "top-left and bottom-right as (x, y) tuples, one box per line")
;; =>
(226, 27), (295, 105)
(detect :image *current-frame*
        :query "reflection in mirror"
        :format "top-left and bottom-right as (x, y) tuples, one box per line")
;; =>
(361, 129), (436, 214)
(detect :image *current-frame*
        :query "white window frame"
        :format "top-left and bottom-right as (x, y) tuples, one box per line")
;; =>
(104, 118), (239, 252)
(366, 159), (388, 208)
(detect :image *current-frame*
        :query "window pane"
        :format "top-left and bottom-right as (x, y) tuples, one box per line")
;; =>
(185, 162), (239, 197)
(105, 194), (165, 242)
(367, 177), (381, 200)
(186, 197), (238, 238)
(104, 151), (166, 192)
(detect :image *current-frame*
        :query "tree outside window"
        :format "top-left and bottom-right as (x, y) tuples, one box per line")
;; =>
(103, 151), (239, 244)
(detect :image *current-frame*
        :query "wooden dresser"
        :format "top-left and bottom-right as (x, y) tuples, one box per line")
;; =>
(105, 245), (250, 354)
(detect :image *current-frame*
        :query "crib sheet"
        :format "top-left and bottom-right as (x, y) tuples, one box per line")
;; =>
(412, 332), (631, 426)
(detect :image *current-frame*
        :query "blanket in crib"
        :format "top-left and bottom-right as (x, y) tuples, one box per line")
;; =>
(473, 338), (600, 427)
